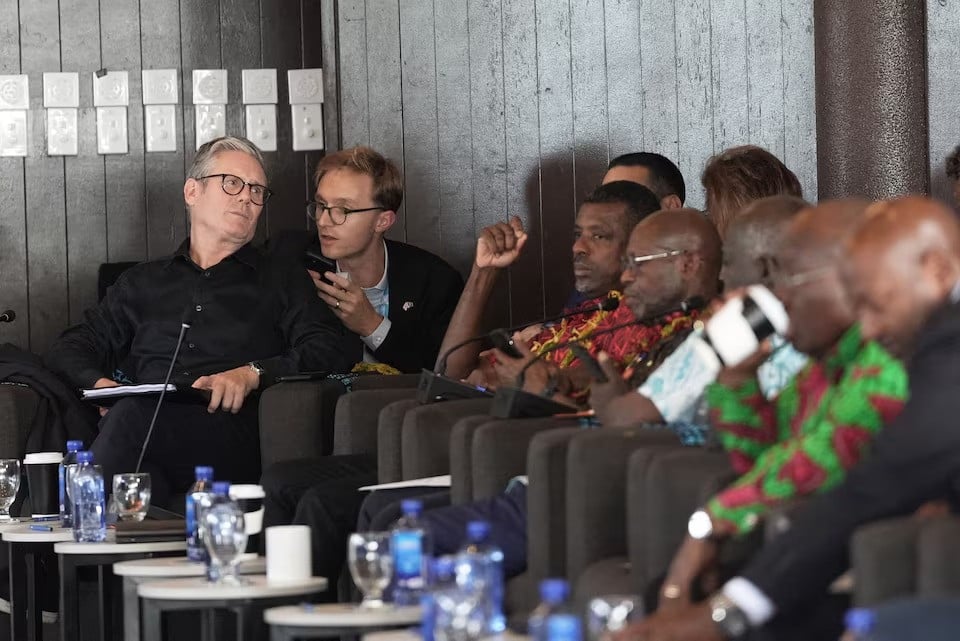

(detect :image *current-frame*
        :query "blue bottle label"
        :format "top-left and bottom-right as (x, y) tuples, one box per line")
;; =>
(392, 530), (424, 582)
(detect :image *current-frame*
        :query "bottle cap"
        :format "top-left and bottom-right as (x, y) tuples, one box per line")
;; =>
(401, 499), (423, 516)
(212, 481), (231, 496)
(75, 451), (93, 463)
(539, 578), (570, 604)
(466, 520), (490, 542)
(844, 608), (875, 634)
(195, 466), (214, 481)
(546, 614), (582, 641)
(66, 440), (84, 452)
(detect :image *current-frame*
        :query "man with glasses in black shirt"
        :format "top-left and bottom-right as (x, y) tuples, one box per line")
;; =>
(46, 136), (352, 507)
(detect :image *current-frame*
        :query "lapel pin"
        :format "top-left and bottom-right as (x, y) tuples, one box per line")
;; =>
(402, 301), (415, 311)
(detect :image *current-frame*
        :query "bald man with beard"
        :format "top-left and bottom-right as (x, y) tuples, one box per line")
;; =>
(624, 196), (960, 641)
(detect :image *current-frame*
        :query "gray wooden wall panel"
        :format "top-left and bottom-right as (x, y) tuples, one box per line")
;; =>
(710, 0), (750, 175)
(338, 0), (371, 149)
(0, 0), (28, 349)
(570, 0), (610, 206)
(781, 0), (817, 200)
(21, 0), (68, 353)
(745, 0), (786, 160)
(675, 0), (713, 207)
(604, 0), (644, 158)
(60, 0), (106, 325)
(927, 0), (960, 206)
(2, 2), (332, 351)
(639, 0), (680, 165)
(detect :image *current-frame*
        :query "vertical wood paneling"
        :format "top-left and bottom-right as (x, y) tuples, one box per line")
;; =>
(179, 0), (220, 185)
(710, 0), (749, 155)
(468, 0), (510, 326)
(261, 0), (303, 235)
(434, 0), (476, 277)
(365, 0), (405, 240)
(303, 0), (328, 221)
(398, 0), (441, 254)
(502, 0), (544, 324)
(140, 0), (187, 258)
(0, 0), (28, 348)
(20, 0), (67, 352)
(338, 1), (371, 148)
(638, 0), (679, 161)
(535, 0), (576, 316)
(101, 0), (146, 262)
(781, 0), (817, 200)
(675, 0), (713, 209)
(926, 0), (960, 205)
(570, 0), (609, 203)
(745, 0), (786, 158)
(604, 0), (644, 158)
(61, 0), (106, 324)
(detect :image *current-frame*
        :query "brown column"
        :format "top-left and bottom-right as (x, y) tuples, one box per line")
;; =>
(814, 0), (929, 199)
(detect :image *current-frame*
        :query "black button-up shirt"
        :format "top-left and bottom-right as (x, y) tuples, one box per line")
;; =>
(45, 240), (354, 390)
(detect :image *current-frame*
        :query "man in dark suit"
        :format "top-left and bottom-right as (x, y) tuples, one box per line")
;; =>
(272, 146), (463, 373)
(622, 195), (960, 641)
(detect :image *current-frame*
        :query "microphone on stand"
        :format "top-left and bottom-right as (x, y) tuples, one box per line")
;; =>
(419, 295), (621, 404)
(0, 310), (15, 323)
(135, 307), (195, 473)
(493, 296), (706, 418)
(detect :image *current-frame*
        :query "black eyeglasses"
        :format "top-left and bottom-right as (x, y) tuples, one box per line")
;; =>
(306, 201), (386, 226)
(199, 174), (272, 206)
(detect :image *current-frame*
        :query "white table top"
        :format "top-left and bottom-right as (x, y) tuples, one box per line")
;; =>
(2, 523), (74, 543)
(114, 554), (266, 578)
(264, 603), (422, 628)
(138, 575), (327, 601)
(55, 535), (186, 555)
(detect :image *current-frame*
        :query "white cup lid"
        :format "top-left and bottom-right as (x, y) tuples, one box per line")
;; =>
(229, 484), (265, 500)
(24, 452), (63, 465)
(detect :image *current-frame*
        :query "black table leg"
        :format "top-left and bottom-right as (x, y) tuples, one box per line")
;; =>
(59, 553), (80, 641)
(25, 547), (42, 641)
(8, 542), (24, 641)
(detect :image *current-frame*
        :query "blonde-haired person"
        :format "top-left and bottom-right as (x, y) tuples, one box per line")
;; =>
(46, 136), (353, 508)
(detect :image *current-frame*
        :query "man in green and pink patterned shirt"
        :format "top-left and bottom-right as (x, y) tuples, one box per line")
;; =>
(655, 199), (909, 611)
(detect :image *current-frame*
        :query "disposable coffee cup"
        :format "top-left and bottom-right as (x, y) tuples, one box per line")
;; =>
(24, 452), (63, 520)
(703, 285), (789, 367)
(266, 525), (311, 583)
(229, 484), (265, 554)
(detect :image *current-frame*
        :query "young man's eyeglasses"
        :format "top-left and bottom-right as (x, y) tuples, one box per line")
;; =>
(306, 201), (387, 226)
(199, 174), (272, 206)
(620, 249), (686, 274)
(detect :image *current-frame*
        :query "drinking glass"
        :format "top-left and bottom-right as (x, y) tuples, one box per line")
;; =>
(586, 595), (643, 641)
(0, 459), (20, 522)
(112, 473), (151, 522)
(347, 531), (393, 608)
(200, 504), (248, 584)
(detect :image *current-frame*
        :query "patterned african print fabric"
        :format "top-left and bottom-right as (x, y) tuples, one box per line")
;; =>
(703, 324), (908, 536)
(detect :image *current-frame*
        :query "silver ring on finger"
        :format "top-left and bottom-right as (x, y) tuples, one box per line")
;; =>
(336, 300), (341, 309)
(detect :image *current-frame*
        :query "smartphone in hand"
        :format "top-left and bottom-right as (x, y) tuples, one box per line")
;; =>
(569, 343), (609, 383)
(489, 328), (524, 359)
(304, 246), (336, 285)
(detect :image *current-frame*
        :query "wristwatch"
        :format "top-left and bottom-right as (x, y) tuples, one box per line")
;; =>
(248, 361), (265, 380)
(688, 508), (715, 540)
(708, 592), (750, 638)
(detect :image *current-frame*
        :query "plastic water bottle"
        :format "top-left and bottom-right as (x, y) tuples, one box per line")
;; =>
(528, 579), (571, 641)
(59, 440), (83, 528)
(391, 499), (433, 605)
(185, 465), (214, 562)
(71, 451), (106, 542)
(546, 613), (583, 641)
(421, 556), (457, 641)
(199, 482), (247, 582)
(845, 608), (876, 640)
(457, 520), (506, 633)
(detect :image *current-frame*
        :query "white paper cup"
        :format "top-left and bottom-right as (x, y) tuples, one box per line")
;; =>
(230, 484), (265, 554)
(266, 525), (311, 583)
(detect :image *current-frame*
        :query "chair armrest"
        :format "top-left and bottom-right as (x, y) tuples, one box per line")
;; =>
(449, 415), (495, 504)
(376, 398), (422, 482)
(852, 516), (923, 605)
(258, 379), (347, 467)
(526, 427), (582, 582)
(351, 373), (422, 391)
(400, 399), (493, 480)
(332, 388), (417, 456)
(471, 417), (578, 502)
(566, 428), (684, 587)
(629, 447), (733, 590)
(918, 515), (960, 596)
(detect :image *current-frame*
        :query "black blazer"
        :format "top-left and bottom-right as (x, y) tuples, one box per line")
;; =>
(740, 298), (960, 616)
(266, 232), (464, 373)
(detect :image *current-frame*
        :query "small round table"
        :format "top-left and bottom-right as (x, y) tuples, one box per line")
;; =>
(1, 522), (74, 641)
(113, 555), (266, 641)
(138, 575), (327, 641)
(264, 603), (422, 641)
(54, 535), (186, 641)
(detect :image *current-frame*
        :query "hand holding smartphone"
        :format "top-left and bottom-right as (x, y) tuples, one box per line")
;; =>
(569, 343), (609, 383)
(304, 246), (336, 286)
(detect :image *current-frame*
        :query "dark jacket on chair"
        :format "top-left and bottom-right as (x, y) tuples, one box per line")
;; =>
(738, 298), (960, 617)
(266, 232), (464, 373)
